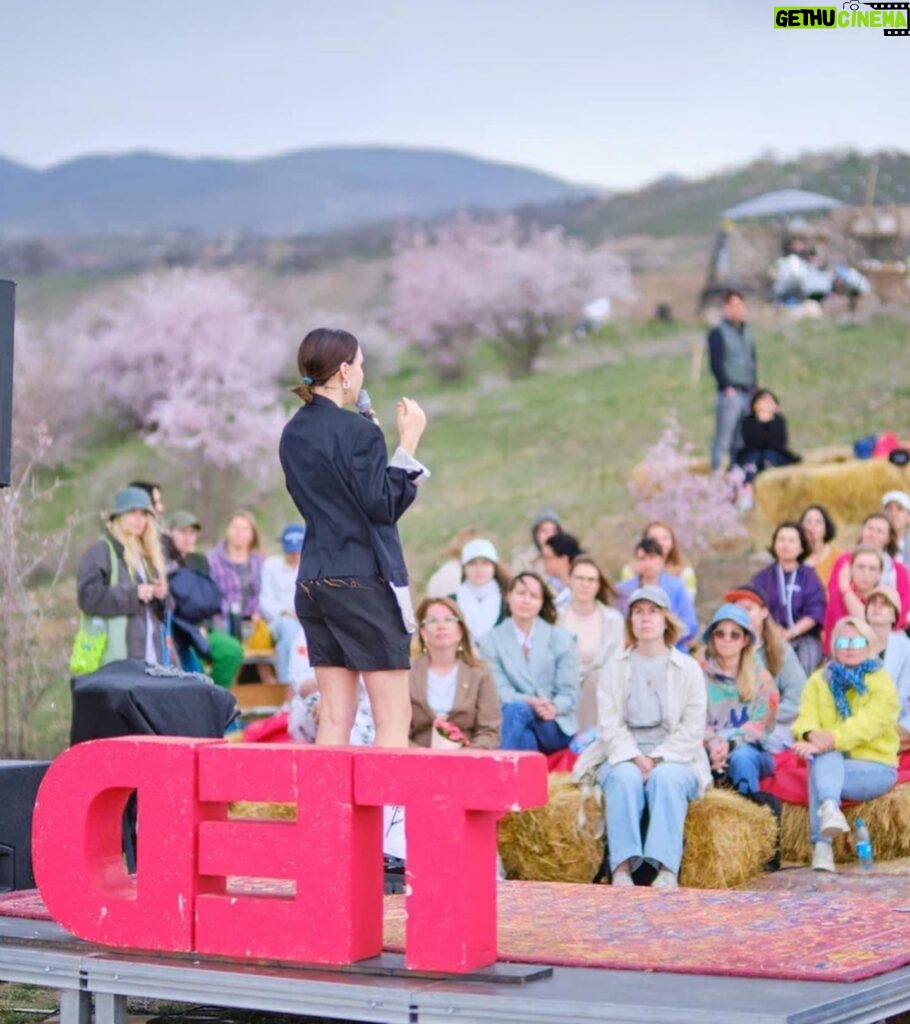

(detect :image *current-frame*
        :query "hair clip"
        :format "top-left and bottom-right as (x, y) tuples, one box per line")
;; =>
(301, 376), (314, 386)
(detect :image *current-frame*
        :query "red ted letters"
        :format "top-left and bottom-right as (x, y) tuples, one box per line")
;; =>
(32, 738), (546, 973)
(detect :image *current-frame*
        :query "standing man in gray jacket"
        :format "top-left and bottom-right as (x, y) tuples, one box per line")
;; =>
(707, 289), (757, 471)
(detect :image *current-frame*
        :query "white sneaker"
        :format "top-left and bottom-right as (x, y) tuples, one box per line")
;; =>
(651, 868), (679, 890)
(818, 799), (849, 839)
(611, 868), (634, 888)
(812, 842), (836, 873)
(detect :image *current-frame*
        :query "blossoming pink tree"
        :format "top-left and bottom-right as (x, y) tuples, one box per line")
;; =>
(75, 270), (290, 509)
(387, 216), (634, 378)
(631, 415), (746, 553)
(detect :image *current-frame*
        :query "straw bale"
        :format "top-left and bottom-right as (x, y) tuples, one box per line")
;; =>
(498, 773), (603, 883)
(756, 457), (909, 526)
(781, 783), (910, 864)
(229, 801), (296, 820)
(500, 776), (776, 888)
(680, 789), (777, 889)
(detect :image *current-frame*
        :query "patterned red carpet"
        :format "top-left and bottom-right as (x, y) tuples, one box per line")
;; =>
(4, 878), (910, 982)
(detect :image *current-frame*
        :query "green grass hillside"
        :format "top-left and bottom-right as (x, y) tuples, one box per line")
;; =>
(15, 314), (910, 757)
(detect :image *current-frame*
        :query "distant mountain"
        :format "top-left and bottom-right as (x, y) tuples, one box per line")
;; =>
(0, 146), (586, 238)
(558, 149), (910, 240)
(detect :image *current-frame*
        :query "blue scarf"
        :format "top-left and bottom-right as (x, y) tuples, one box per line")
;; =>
(826, 658), (880, 719)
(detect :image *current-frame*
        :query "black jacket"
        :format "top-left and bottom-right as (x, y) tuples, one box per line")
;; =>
(279, 395), (419, 584)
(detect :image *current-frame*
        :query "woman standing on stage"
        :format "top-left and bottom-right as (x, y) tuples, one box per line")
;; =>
(279, 328), (428, 748)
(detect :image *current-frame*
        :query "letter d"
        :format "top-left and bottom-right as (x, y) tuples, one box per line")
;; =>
(33, 737), (224, 951)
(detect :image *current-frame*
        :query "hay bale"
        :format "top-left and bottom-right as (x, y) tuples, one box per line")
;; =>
(498, 773), (603, 882)
(500, 776), (776, 888)
(680, 789), (777, 889)
(229, 801), (296, 820)
(782, 783), (910, 864)
(756, 457), (909, 526)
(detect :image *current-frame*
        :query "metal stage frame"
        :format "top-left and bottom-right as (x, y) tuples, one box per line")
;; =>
(3, 915), (910, 1024)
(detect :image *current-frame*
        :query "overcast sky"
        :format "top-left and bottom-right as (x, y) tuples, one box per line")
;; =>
(1, 0), (904, 189)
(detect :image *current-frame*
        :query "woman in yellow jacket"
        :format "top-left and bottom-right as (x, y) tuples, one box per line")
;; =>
(792, 615), (899, 873)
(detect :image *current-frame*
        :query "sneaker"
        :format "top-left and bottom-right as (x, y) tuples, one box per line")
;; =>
(611, 868), (634, 888)
(812, 841), (836, 873)
(651, 868), (678, 890)
(818, 799), (850, 839)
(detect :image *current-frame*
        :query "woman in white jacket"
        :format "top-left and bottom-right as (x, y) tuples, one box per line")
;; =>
(574, 585), (711, 890)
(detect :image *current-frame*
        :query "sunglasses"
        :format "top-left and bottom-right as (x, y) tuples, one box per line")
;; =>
(834, 636), (869, 651)
(713, 629), (745, 641)
(421, 616), (460, 627)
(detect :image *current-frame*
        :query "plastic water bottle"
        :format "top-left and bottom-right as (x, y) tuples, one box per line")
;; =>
(569, 727), (597, 754)
(854, 818), (874, 872)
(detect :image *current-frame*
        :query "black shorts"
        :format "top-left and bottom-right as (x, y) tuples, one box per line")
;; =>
(294, 575), (411, 671)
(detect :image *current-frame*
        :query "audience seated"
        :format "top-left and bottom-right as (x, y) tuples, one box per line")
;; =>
(865, 586), (910, 753)
(259, 524), (307, 683)
(791, 616), (899, 874)
(799, 504), (842, 590)
(425, 526), (480, 598)
(701, 604), (778, 798)
(207, 510), (265, 639)
(735, 388), (800, 495)
(616, 537), (698, 651)
(750, 521), (825, 676)
(827, 512), (910, 628)
(509, 509), (562, 578)
(478, 572), (580, 754)
(724, 584), (806, 753)
(573, 585), (710, 890)
(558, 555), (624, 731)
(621, 521), (698, 601)
(540, 531), (583, 609)
(167, 509), (243, 689)
(408, 597), (501, 748)
(823, 545), (884, 653)
(452, 538), (509, 644)
(882, 490), (910, 566)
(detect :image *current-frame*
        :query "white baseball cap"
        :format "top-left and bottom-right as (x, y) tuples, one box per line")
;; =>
(882, 491), (910, 513)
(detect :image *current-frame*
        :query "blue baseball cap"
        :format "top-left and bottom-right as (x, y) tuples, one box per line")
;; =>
(702, 603), (755, 645)
(281, 524), (306, 554)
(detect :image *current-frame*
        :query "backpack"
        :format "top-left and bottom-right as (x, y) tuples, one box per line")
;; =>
(168, 566), (223, 623)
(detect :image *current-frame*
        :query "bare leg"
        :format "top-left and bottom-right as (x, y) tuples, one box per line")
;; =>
(362, 669), (412, 748)
(315, 666), (359, 745)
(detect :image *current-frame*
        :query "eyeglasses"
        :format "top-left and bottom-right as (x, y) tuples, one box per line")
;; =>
(421, 616), (460, 627)
(834, 636), (869, 651)
(713, 629), (745, 641)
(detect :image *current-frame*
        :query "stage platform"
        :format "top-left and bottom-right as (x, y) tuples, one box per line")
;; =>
(3, 913), (910, 1024)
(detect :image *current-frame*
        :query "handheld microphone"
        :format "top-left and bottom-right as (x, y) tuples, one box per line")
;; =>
(356, 388), (380, 425)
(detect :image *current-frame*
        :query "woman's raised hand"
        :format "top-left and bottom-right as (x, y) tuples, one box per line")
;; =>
(396, 397), (427, 455)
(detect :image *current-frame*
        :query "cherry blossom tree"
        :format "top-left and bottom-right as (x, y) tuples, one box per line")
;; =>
(74, 270), (291, 508)
(630, 415), (746, 553)
(387, 216), (635, 378)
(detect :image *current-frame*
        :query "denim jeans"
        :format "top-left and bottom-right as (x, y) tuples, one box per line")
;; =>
(808, 751), (897, 844)
(598, 760), (699, 874)
(728, 742), (775, 795)
(501, 701), (571, 754)
(711, 389), (752, 471)
(269, 616), (302, 683)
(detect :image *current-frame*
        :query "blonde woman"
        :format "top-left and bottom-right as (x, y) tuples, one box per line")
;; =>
(792, 616), (899, 873)
(76, 486), (169, 664)
(701, 604), (779, 795)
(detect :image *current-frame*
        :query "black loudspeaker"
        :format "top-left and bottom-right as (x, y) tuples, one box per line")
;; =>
(0, 278), (15, 488)
(0, 760), (50, 891)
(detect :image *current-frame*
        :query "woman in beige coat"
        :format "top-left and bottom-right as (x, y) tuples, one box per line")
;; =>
(409, 597), (502, 749)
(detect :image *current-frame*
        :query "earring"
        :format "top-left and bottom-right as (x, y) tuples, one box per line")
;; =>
(457, 642), (464, 654)
(342, 379), (351, 391)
